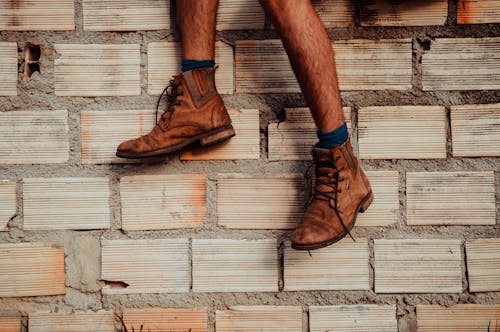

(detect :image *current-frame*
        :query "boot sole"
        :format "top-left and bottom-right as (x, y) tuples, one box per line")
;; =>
(116, 125), (236, 159)
(291, 190), (374, 251)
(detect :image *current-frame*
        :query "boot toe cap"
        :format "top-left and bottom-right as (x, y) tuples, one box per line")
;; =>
(116, 138), (142, 157)
(291, 220), (339, 248)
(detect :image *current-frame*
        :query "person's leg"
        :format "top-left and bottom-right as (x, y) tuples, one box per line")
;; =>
(177, 0), (218, 60)
(259, 0), (344, 135)
(260, 0), (373, 250)
(116, 0), (235, 159)
(177, 0), (218, 71)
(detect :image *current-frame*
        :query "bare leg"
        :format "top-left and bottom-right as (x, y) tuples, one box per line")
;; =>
(259, 0), (343, 133)
(177, 0), (219, 60)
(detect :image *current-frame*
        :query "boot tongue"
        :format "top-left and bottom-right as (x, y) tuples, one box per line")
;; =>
(312, 147), (338, 194)
(313, 147), (336, 174)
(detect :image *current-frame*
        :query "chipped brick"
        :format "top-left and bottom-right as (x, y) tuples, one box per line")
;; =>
(101, 239), (190, 294)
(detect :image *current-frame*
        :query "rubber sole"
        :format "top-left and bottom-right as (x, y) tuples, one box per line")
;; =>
(291, 190), (374, 251)
(116, 125), (236, 159)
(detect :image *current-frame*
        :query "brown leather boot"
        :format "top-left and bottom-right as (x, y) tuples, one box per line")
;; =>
(116, 67), (235, 158)
(291, 139), (373, 250)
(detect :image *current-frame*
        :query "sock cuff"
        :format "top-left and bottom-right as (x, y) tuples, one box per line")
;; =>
(181, 59), (215, 72)
(316, 123), (348, 148)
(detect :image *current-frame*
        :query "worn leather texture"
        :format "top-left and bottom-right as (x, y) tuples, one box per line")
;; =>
(116, 67), (232, 157)
(291, 139), (373, 249)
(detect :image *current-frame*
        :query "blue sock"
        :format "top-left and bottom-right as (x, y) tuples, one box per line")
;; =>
(181, 59), (215, 72)
(316, 123), (348, 149)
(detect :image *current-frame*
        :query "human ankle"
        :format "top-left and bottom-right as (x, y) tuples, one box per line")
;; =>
(181, 59), (215, 72)
(316, 123), (348, 149)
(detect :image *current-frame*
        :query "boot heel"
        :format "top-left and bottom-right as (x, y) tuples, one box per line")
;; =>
(200, 126), (236, 147)
(358, 191), (374, 213)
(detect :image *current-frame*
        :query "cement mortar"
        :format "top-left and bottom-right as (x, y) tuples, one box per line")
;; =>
(0, 0), (499, 331)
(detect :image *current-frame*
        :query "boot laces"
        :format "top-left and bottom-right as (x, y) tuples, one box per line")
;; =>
(155, 79), (183, 128)
(305, 154), (355, 242)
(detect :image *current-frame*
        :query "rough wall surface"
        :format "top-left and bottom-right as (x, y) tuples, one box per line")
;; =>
(0, 0), (499, 331)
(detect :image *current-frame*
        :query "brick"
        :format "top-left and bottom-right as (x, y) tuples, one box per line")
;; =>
(268, 107), (351, 161)
(357, 171), (399, 227)
(23, 177), (110, 230)
(192, 239), (278, 292)
(0, 315), (21, 332)
(466, 238), (500, 292)
(417, 304), (500, 331)
(0, 110), (69, 164)
(284, 239), (369, 291)
(0, 1), (74, 30)
(29, 311), (114, 332)
(361, 0), (447, 26)
(309, 305), (397, 332)
(0, 243), (65, 297)
(0, 181), (16, 231)
(81, 110), (156, 164)
(451, 103), (500, 157)
(55, 44), (140, 96)
(358, 106), (446, 159)
(422, 37), (500, 90)
(180, 109), (260, 160)
(83, 0), (169, 31)
(148, 41), (234, 95)
(216, 0), (265, 30)
(313, 0), (355, 27)
(123, 308), (207, 332)
(120, 174), (206, 231)
(458, 0), (500, 24)
(217, 174), (305, 229)
(101, 239), (189, 294)
(236, 39), (412, 93)
(216, 306), (302, 332)
(374, 239), (462, 293)
(407, 172), (495, 226)
(0, 42), (16, 96)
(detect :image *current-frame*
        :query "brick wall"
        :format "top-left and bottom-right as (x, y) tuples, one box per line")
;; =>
(0, 0), (499, 331)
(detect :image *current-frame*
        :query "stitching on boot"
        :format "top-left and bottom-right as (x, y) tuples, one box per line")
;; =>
(183, 69), (217, 108)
